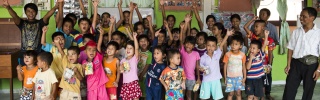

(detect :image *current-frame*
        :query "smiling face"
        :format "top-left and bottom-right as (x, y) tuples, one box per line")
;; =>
(85, 46), (97, 59)
(25, 8), (36, 20)
(112, 35), (122, 45)
(184, 42), (195, 53)
(125, 44), (134, 57)
(157, 33), (165, 45)
(190, 30), (198, 37)
(206, 41), (217, 54)
(143, 19), (149, 28)
(79, 21), (90, 33)
(167, 17), (175, 28)
(124, 12), (130, 24)
(212, 26), (221, 36)
(106, 45), (117, 56)
(136, 25), (145, 35)
(63, 22), (73, 35)
(231, 18), (241, 29)
(249, 44), (260, 56)
(173, 32), (180, 41)
(299, 10), (315, 26)
(24, 55), (35, 66)
(53, 36), (65, 49)
(67, 50), (79, 64)
(153, 49), (164, 63)
(206, 18), (215, 28)
(139, 38), (149, 51)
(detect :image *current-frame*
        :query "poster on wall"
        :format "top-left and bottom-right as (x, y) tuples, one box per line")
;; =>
(159, 0), (202, 11)
(54, 0), (90, 19)
(212, 13), (254, 29)
(98, 0), (154, 8)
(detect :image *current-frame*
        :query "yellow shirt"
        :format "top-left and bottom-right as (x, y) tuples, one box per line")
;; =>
(117, 26), (130, 37)
(103, 27), (110, 34)
(59, 55), (83, 93)
(50, 46), (67, 79)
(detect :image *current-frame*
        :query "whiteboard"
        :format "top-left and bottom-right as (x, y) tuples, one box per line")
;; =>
(98, 8), (155, 24)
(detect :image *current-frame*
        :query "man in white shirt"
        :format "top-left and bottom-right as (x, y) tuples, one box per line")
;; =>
(283, 7), (320, 100)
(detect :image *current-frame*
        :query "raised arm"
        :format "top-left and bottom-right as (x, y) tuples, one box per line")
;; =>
(56, 0), (64, 28)
(92, 0), (99, 29)
(2, 0), (21, 25)
(180, 14), (192, 46)
(147, 15), (155, 40)
(262, 30), (270, 53)
(43, 3), (59, 25)
(164, 21), (173, 45)
(244, 16), (258, 38)
(16, 65), (23, 81)
(179, 23), (186, 46)
(133, 32), (139, 58)
(116, 0), (124, 28)
(125, 27), (134, 40)
(160, 0), (166, 25)
(220, 29), (234, 50)
(129, 2), (135, 32)
(109, 17), (116, 41)
(193, 6), (203, 31)
(55, 38), (65, 57)
(134, 3), (143, 22)
(41, 26), (48, 46)
(97, 26), (105, 53)
(79, 0), (87, 17)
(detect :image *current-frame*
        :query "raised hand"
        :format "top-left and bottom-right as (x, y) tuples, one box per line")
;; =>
(252, 16), (259, 20)
(147, 15), (152, 22)
(160, 0), (164, 6)
(93, 0), (99, 7)
(164, 20), (169, 28)
(184, 14), (192, 22)
(42, 26), (48, 33)
(264, 30), (270, 37)
(118, 0), (122, 7)
(2, 0), (10, 9)
(129, 2), (134, 11)
(110, 16), (116, 24)
(180, 23), (185, 30)
(133, 3), (138, 9)
(226, 29), (234, 36)
(16, 65), (22, 71)
(155, 29), (161, 37)
(98, 26), (104, 34)
(133, 32), (137, 38)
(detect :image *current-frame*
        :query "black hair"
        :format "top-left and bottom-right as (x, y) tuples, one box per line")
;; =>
(230, 35), (244, 45)
(206, 15), (216, 23)
(68, 46), (80, 55)
(167, 49), (180, 62)
(24, 3), (38, 15)
(184, 36), (196, 45)
(134, 22), (144, 32)
(154, 45), (167, 55)
(138, 34), (149, 42)
(102, 12), (110, 17)
(63, 17), (74, 27)
(302, 7), (318, 21)
(206, 36), (218, 44)
(254, 20), (266, 27)
(51, 32), (65, 40)
(103, 33), (109, 38)
(191, 28), (199, 33)
(24, 50), (38, 65)
(78, 17), (92, 25)
(125, 40), (135, 49)
(171, 28), (180, 34)
(250, 40), (262, 49)
(82, 34), (95, 41)
(123, 11), (130, 15)
(38, 52), (53, 66)
(90, 14), (101, 19)
(196, 32), (208, 42)
(66, 13), (77, 20)
(227, 31), (243, 46)
(260, 8), (271, 17)
(167, 15), (176, 22)
(158, 29), (167, 38)
(112, 31), (125, 40)
(107, 41), (120, 50)
(230, 14), (241, 21)
(213, 22), (226, 37)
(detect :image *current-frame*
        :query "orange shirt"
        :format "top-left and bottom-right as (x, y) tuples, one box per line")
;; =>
(103, 58), (118, 88)
(22, 66), (38, 89)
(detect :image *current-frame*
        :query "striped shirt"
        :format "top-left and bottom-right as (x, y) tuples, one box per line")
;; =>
(247, 51), (265, 79)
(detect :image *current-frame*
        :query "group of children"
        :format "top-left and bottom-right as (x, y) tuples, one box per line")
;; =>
(6, 0), (279, 100)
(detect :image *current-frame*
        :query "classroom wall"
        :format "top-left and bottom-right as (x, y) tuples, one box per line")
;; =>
(0, 0), (312, 91)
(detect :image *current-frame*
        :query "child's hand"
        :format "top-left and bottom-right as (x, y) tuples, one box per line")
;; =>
(16, 65), (22, 72)
(184, 14), (192, 23)
(110, 16), (116, 24)
(113, 82), (118, 87)
(160, 0), (164, 6)
(133, 32), (137, 38)
(120, 63), (124, 73)
(73, 67), (78, 72)
(196, 79), (201, 85)
(224, 79), (227, 85)
(242, 79), (246, 86)
(180, 23), (185, 30)
(147, 15), (152, 22)
(164, 20), (169, 28)
(2, 0), (10, 9)
(118, 0), (122, 7)
(226, 29), (234, 36)
(249, 53), (255, 59)
(155, 29), (161, 37)
(98, 26), (104, 34)
(164, 85), (169, 91)
(133, 3), (138, 9)
(264, 30), (270, 37)
(129, 2), (135, 11)
(252, 16), (259, 20)
(42, 26), (48, 33)
(92, 0), (99, 7)
(181, 82), (186, 90)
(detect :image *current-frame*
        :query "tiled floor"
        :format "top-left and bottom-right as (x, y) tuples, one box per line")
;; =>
(1, 84), (319, 100)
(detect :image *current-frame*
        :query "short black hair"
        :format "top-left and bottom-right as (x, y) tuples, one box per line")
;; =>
(123, 11), (130, 15)
(112, 31), (125, 40)
(213, 22), (226, 36)
(154, 45), (167, 55)
(66, 13), (77, 20)
(125, 40), (135, 49)
(82, 34), (95, 41)
(230, 35), (244, 44)
(78, 17), (92, 25)
(254, 20), (266, 27)
(250, 40), (262, 49)
(38, 52), (53, 66)
(107, 41), (120, 50)
(206, 36), (218, 44)
(63, 17), (74, 27)
(303, 7), (318, 21)
(134, 22), (144, 32)
(196, 32), (208, 42)
(167, 49), (180, 61)
(206, 15), (216, 23)
(68, 46), (80, 55)
(191, 28), (199, 33)
(24, 3), (38, 15)
(184, 36), (196, 45)
(102, 12), (110, 17)
(90, 14), (100, 19)
(158, 29), (167, 37)
(24, 50), (38, 65)
(260, 8), (271, 17)
(103, 33), (108, 38)
(52, 32), (65, 40)
(138, 34), (149, 42)
(171, 28), (180, 34)
(230, 14), (241, 21)
(167, 15), (176, 22)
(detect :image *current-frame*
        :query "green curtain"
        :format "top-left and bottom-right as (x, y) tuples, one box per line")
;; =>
(277, 0), (290, 54)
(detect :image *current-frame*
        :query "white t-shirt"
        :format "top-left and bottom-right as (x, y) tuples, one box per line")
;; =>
(32, 68), (58, 98)
(202, 28), (213, 36)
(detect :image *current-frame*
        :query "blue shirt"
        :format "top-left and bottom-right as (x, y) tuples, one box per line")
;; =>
(146, 63), (166, 87)
(56, 28), (76, 48)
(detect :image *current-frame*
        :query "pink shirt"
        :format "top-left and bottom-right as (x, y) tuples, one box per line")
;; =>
(120, 55), (139, 83)
(180, 45), (200, 80)
(82, 52), (109, 91)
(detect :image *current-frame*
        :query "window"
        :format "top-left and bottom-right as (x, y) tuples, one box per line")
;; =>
(258, 0), (302, 21)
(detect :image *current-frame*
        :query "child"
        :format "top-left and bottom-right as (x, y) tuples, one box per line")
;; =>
(101, 12), (111, 32)
(119, 32), (142, 100)
(160, 0), (176, 31)
(65, 13), (80, 35)
(41, 27), (67, 80)
(246, 31), (269, 100)
(145, 46), (167, 100)
(193, 5), (215, 36)
(82, 40), (109, 100)
(194, 32), (208, 57)
(159, 49), (186, 100)
(16, 50), (38, 100)
(168, 28), (180, 50)
(78, 34), (95, 64)
(199, 30), (233, 100)
(32, 52), (58, 100)
(97, 27), (121, 100)
(179, 14), (201, 100)
(230, 14), (248, 47)
(190, 28), (199, 37)
(143, 15), (156, 41)
(223, 34), (247, 100)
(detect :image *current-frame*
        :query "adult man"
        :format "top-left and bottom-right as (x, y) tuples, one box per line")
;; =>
(283, 7), (320, 100)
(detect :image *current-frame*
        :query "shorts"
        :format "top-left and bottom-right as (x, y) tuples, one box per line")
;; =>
(165, 89), (184, 100)
(200, 80), (223, 99)
(60, 89), (81, 100)
(245, 78), (264, 97)
(120, 80), (142, 99)
(106, 87), (117, 100)
(87, 85), (109, 100)
(225, 77), (245, 92)
(146, 86), (162, 100)
(20, 90), (32, 100)
(139, 78), (146, 97)
(186, 79), (195, 90)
